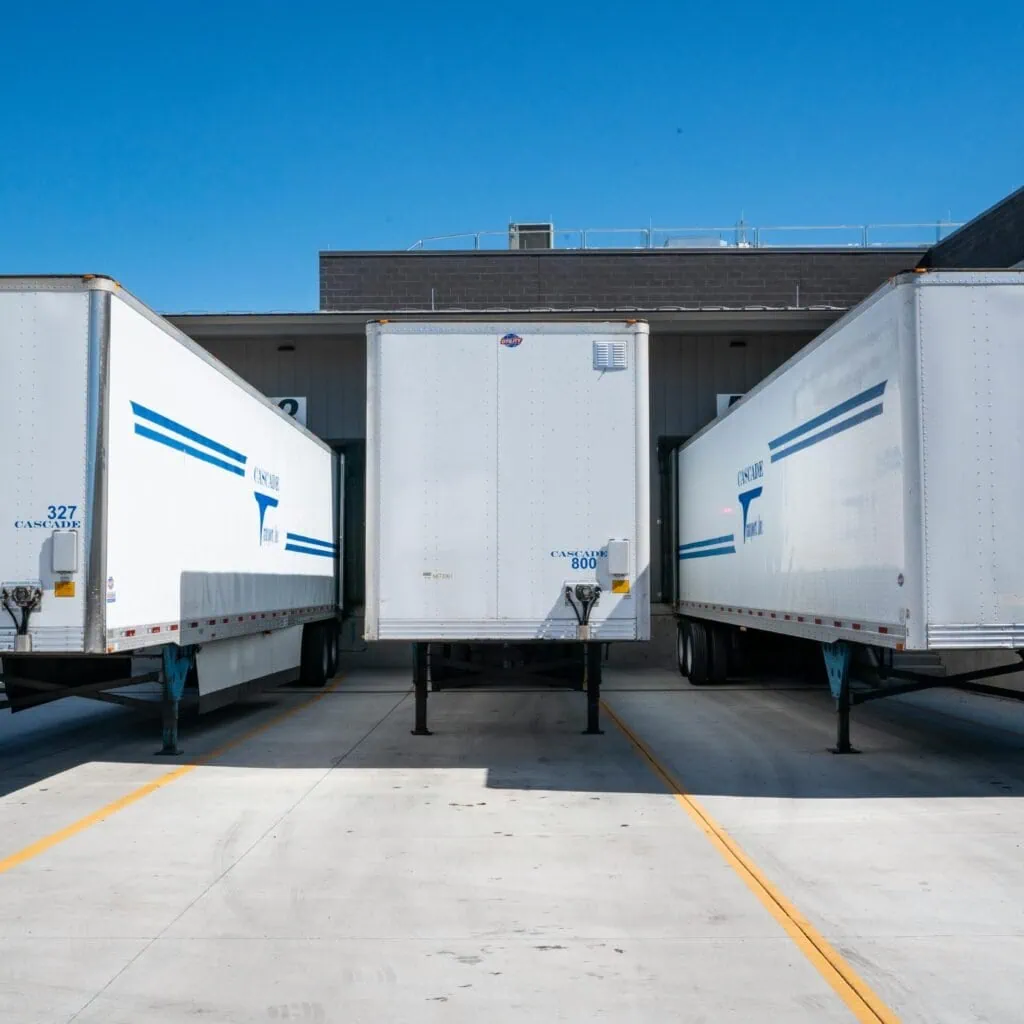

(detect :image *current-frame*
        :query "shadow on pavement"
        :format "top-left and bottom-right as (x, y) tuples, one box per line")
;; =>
(1, 669), (1024, 804)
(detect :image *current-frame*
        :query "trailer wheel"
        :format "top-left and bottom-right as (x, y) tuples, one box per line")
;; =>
(681, 619), (712, 686)
(324, 622), (339, 680)
(709, 625), (730, 685)
(300, 623), (329, 688)
(675, 620), (688, 676)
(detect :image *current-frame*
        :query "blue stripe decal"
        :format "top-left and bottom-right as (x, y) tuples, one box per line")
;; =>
(134, 425), (246, 476)
(679, 545), (736, 560)
(770, 404), (883, 463)
(286, 533), (335, 550)
(285, 543), (336, 558)
(768, 382), (887, 452)
(131, 402), (247, 465)
(679, 534), (735, 552)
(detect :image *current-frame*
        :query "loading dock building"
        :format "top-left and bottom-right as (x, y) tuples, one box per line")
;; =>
(169, 186), (1024, 659)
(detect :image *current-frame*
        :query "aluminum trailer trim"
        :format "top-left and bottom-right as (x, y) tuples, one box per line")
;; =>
(676, 600), (906, 649)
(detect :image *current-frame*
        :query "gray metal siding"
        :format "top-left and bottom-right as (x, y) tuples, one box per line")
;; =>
(647, 333), (810, 599)
(650, 333), (810, 439)
(199, 334), (367, 442)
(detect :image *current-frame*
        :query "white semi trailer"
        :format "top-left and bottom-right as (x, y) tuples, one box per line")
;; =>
(365, 320), (650, 733)
(0, 276), (342, 752)
(674, 270), (1024, 750)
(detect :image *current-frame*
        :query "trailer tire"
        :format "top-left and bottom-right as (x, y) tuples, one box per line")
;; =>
(300, 623), (329, 688)
(709, 625), (730, 685)
(324, 621), (339, 680)
(680, 619), (712, 685)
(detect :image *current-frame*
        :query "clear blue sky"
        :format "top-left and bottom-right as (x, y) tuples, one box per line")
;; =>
(1, 1), (1021, 312)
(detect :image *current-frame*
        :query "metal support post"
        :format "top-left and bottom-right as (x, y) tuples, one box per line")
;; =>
(822, 641), (858, 754)
(157, 644), (194, 756)
(584, 641), (604, 735)
(412, 641), (431, 735)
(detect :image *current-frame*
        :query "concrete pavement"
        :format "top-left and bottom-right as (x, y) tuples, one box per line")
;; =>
(0, 667), (1021, 1022)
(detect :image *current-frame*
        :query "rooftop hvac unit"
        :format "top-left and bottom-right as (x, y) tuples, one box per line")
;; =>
(509, 222), (554, 249)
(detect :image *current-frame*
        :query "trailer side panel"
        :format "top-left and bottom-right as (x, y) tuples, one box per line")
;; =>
(676, 285), (908, 646)
(104, 295), (336, 687)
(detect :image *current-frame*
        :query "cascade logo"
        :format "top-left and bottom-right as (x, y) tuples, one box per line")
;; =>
(252, 467), (281, 546)
(739, 487), (763, 541)
(254, 492), (279, 545)
(737, 461), (763, 487)
(551, 548), (607, 570)
(736, 460), (764, 543)
(253, 466), (280, 492)
(500, 332), (523, 348)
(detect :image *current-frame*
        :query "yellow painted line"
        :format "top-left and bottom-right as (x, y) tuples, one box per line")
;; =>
(0, 678), (344, 876)
(602, 700), (900, 1024)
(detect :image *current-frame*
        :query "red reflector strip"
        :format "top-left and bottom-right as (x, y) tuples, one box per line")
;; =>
(879, 626), (888, 634)
(125, 629), (136, 637)
(784, 614), (791, 620)
(170, 624), (179, 631)
(150, 626), (161, 634)
(797, 616), (805, 622)
(834, 621), (842, 628)
(208, 619), (216, 625)
(770, 613), (776, 618)
(852, 623), (861, 631)
(814, 618), (822, 625)
(190, 621), (198, 628)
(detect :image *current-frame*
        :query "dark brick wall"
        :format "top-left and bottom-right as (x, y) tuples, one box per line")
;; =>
(919, 186), (1024, 269)
(319, 248), (923, 312)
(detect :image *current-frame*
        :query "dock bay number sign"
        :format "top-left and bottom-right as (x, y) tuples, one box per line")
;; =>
(272, 397), (307, 427)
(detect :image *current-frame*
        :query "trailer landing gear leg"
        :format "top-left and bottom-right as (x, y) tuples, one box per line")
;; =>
(157, 644), (194, 756)
(822, 641), (858, 755)
(412, 642), (431, 736)
(584, 642), (604, 735)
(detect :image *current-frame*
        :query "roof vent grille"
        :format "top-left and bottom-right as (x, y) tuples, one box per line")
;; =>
(509, 222), (554, 249)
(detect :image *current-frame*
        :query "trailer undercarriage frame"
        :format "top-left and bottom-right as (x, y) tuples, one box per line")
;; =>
(409, 640), (606, 736)
(825, 641), (1024, 754)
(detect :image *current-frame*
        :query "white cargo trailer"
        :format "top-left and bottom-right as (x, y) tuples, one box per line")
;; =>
(0, 276), (342, 751)
(674, 270), (1024, 749)
(365, 320), (650, 733)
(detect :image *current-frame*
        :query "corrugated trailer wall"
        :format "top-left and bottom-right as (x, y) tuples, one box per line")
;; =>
(200, 330), (811, 609)
(649, 332), (811, 600)
(200, 334), (367, 439)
